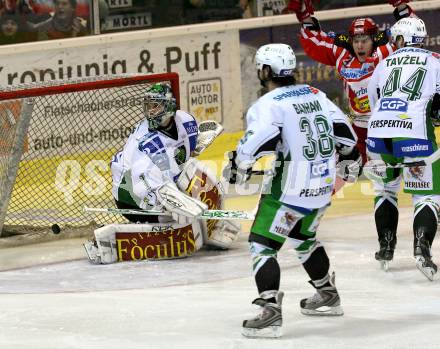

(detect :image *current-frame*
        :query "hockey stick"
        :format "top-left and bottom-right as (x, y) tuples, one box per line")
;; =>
(83, 206), (255, 220)
(388, 148), (440, 168)
(252, 148), (440, 174)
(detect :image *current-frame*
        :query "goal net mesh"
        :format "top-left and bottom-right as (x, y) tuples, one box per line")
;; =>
(0, 73), (179, 232)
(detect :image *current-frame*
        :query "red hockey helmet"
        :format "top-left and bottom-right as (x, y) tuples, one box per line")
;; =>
(348, 18), (378, 37)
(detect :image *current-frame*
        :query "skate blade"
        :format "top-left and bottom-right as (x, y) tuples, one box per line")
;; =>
(380, 260), (390, 271)
(301, 305), (344, 316)
(242, 326), (282, 338)
(415, 257), (436, 281)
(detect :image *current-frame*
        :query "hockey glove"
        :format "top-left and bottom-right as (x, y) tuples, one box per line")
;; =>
(374, 30), (390, 47)
(287, 0), (315, 22)
(302, 16), (321, 32)
(222, 151), (252, 184)
(388, 0), (410, 7)
(393, 4), (414, 21)
(337, 147), (362, 183)
(431, 93), (440, 127)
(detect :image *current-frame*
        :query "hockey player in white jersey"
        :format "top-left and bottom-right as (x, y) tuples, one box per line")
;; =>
(84, 83), (239, 263)
(367, 17), (440, 280)
(223, 44), (360, 338)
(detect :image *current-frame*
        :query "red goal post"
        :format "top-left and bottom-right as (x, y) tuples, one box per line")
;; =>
(0, 73), (179, 236)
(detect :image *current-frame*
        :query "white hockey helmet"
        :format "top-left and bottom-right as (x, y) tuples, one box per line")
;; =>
(143, 83), (177, 130)
(255, 43), (296, 77)
(390, 17), (427, 46)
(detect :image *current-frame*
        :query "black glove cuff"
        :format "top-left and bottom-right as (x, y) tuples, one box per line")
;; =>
(393, 4), (413, 21)
(302, 17), (321, 32)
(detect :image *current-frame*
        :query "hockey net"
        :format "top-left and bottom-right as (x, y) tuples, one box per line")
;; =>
(0, 73), (179, 236)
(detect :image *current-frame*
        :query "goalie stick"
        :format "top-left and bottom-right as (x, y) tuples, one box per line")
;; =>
(83, 206), (255, 220)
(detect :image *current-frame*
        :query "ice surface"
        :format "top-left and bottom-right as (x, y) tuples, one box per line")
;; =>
(0, 207), (439, 349)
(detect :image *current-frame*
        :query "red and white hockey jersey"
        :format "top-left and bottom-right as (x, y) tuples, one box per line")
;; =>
(300, 28), (395, 128)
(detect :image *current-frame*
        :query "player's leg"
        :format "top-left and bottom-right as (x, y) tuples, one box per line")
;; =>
(412, 195), (439, 280)
(365, 142), (402, 270)
(373, 179), (400, 266)
(242, 195), (287, 338)
(289, 205), (343, 316)
(399, 138), (440, 280)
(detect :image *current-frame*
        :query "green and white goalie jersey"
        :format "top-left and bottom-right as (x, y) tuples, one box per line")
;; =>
(110, 111), (198, 209)
(237, 84), (357, 209)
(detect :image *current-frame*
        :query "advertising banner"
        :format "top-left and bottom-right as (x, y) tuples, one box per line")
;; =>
(0, 30), (242, 133)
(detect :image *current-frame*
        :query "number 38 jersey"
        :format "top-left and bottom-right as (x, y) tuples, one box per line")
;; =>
(368, 47), (440, 140)
(237, 84), (357, 209)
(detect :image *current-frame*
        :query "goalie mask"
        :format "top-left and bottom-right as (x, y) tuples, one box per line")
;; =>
(390, 17), (427, 47)
(143, 83), (177, 130)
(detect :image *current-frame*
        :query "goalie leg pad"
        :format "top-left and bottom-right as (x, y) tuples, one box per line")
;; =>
(203, 220), (241, 249)
(83, 239), (101, 264)
(86, 221), (205, 264)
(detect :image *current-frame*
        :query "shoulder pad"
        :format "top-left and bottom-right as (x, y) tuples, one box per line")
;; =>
(374, 30), (390, 47)
(333, 34), (351, 49)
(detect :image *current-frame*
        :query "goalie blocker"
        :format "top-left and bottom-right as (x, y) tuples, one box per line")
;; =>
(84, 158), (241, 264)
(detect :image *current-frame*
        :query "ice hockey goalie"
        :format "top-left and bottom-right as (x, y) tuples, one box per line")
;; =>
(84, 83), (240, 264)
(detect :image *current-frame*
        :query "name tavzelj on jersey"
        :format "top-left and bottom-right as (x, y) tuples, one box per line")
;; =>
(379, 98), (408, 112)
(273, 87), (318, 101)
(386, 56), (427, 67)
(370, 119), (413, 129)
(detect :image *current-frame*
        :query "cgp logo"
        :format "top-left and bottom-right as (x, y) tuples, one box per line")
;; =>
(412, 36), (425, 44)
(279, 69), (294, 76)
(310, 160), (329, 178)
(379, 98), (408, 112)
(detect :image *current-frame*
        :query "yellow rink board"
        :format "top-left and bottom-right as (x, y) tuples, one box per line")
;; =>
(6, 129), (440, 226)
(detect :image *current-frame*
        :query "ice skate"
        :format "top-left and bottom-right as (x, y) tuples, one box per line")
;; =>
(375, 230), (396, 271)
(300, 272), (343, 316)
(83, 239), (101, 264)
(414, 232), (437, 281)
(242, 291), (283, 338)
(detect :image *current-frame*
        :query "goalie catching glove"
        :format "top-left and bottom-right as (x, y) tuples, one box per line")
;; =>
(193, 120), (224, 156)
(156, 182), (208, 224)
